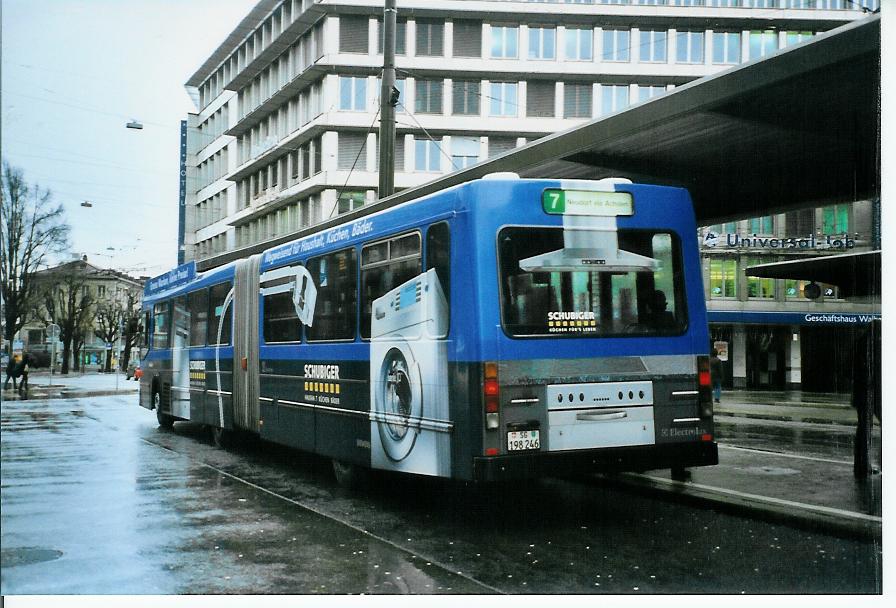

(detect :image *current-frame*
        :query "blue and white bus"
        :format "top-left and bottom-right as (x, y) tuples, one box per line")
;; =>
(139, 176), (717, 483)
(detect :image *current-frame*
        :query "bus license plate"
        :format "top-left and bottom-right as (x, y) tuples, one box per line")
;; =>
(507, 430), (540, 451)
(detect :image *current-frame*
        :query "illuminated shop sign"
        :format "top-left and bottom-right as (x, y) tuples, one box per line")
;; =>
(702, 232), (856, 250)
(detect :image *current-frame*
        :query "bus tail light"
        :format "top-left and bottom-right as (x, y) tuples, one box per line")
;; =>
(484, 362), (500, 430)
(697, 355), (713, 418)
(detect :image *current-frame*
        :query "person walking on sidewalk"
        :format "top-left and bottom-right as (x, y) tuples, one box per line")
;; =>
(4, 355), (20, 391)
(710, 349), (723, 404)
(17, 353), (32, 394)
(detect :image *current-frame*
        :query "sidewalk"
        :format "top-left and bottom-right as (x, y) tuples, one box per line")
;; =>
(1, 369), (138, 401)
(616, 388), (881, 538)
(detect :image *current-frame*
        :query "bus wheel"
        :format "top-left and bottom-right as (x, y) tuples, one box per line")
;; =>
(154, 390), (174, 429)
(211, 426), (230, 449)
(332, 460), (369, 490)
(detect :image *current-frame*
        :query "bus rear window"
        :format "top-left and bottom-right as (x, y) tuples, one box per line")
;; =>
(498, 227), (686, 337)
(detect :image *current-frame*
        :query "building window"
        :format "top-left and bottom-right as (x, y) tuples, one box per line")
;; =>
(489, 81), (518, 116)
(453, 20), (482, 58)
(414, 137), (441, 172)
(823, 204), (849, 234)
(339, 16), (369, 54)
(709, 258), (736, 298)
(97, 285), (106, 298)
(638, 85), (666, 102)
(415, 19), (444, 56)
(712, 32), (741, 65)
(452, 80), (480, 115)
(339, 76), (367, 111)
(745, 257), (775, 299)
(377, 18), (407, 55)
(785, 31), (813, 47)
(488, 136), (517, 158)
(676, 31), (704, 64)
(749, 31), (778, 60)
(639, 30), (667, 63)
(337, 133), (367, 171)
(602, 29), (630, 62)
(599, 84), (629, 116)
(564, 27), (593, 61)
(785, 279), (809, 301)
(451, 136), (479, 169)
(337, 191), (366, 215)
(415, 79), (443, 114)
(749, 215), (774, 235)
(528, 26), (556, 60)
(526, 81), (555, 117)
(490, 25), (519, 59)
(563, 82), (592, 118)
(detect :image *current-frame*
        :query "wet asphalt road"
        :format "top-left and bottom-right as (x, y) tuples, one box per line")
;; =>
(1, 394), (882, 594)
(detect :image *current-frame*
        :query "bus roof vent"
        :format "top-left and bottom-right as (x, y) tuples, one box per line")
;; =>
(560, 177), (632, 190)
(482, 172), (520, 180)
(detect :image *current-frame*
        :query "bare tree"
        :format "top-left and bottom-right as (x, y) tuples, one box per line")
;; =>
(0, 162), (70, 356)
(41, 272), (93, 374)
(94, 300), (123, 373)
(119, 289), (143, 373)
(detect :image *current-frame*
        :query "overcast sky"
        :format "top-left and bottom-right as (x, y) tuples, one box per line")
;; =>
(2, 0), (257, 279)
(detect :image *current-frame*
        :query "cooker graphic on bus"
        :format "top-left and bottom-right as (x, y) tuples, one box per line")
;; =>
(369, 268), (451, 476)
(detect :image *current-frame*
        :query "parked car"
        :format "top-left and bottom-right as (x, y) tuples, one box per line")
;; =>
(126, 360), (141, 380)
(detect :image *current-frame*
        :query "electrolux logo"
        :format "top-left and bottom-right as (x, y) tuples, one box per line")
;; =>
(702, 232), (855, 250)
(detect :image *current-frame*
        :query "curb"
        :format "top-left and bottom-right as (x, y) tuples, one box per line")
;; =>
(599, 472), (881, 539)
(715, 411), (857, 428)
(1, 388), (137, 401)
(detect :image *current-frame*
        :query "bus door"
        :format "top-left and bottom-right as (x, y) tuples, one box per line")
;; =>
(232, 254), (263, 433)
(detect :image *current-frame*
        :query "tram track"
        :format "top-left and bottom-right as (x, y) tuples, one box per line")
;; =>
(140, 432), (507, 595)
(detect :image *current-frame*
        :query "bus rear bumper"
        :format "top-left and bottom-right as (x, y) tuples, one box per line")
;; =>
(472, 441), (718, 482)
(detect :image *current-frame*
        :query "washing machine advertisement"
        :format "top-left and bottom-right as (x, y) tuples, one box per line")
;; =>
(369, 268), (452, 477)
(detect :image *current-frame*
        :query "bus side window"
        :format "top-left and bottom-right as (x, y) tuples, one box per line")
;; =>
(361, 232), (422, 339)
(261, 267), (303, 344)
(152, 302), (170, 350)
(188, 289), (209, 346)
(208, 282), (233, 345)
(172, 296), (190, 348)
(426, 222), (450, 332)
(307, 248), (357, 342)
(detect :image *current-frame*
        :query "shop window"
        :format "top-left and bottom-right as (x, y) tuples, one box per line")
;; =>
(823, 204), (849, 234)
(709, 258), (736, 298)
(745, 257), (775, 299)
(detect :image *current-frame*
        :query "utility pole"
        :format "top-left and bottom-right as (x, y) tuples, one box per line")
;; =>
(378, 0), (398, 199)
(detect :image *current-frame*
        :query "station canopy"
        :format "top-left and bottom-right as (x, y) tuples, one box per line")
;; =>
(200, 14), (880, 274)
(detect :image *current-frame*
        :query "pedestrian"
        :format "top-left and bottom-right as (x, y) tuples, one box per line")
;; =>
(17, 353), (31, 394)
(4, 355), (19, 391)
(709, 348), (723, 404)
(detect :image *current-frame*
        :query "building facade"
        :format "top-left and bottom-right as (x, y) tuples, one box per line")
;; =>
(21, 256), (145, 369)
(183, 0), (879, 389)
(700, 201), (879, 393)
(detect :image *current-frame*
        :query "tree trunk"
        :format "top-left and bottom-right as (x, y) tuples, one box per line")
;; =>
(120, 347), (131, 373)
(61, 342), (71, 374)
(105, 349), (113, 373)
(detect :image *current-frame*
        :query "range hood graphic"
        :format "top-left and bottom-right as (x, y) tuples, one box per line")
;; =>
(520, 215), (659, 273)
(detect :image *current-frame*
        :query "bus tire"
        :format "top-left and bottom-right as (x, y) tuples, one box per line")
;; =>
(332, 459), (369, 490)
(153, 388), (174, 429)
(211, 426), (230, 449)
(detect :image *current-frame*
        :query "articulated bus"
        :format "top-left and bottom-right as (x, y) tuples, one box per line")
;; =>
(139, 176), (717, 483)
